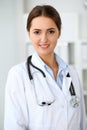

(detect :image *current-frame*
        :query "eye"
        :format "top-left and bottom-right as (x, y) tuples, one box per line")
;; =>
(48, 30), (55, 34)
(33, 30), (41, 35)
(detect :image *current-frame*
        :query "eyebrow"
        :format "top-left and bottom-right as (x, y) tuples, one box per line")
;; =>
(47, 28), (55, 30)
(33, 28), (56, 31)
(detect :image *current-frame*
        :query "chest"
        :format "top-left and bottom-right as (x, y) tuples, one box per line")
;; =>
(24, 72), (81, 130)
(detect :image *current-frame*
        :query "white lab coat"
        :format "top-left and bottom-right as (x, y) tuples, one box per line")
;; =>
(4, 53), (86, 130)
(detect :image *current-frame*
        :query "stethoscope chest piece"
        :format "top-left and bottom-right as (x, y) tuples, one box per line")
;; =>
(70, 96), (79, 108)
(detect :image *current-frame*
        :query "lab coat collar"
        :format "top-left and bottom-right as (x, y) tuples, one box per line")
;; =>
(31, 52), (68, 74)
(55, 53), (72, 93)
(31, 52), (71, 82)
(62, 75), (72, 97)
(31, 53), (46, 74)
(55, 53), (68, 76)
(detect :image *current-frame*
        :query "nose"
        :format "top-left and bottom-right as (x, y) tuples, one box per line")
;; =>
(41, 33), (48, 43)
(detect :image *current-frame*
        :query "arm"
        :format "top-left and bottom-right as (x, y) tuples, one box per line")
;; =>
(4, 67), (29, 130)
(79, 82), (87, 130)
(69, 66), (87, 130)
(74, 68), (87, 130)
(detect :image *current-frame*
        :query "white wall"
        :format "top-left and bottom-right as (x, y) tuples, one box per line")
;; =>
(24, 0), (87, 14)
(0, 0), (25, 130)
(24, 0), (87, 40)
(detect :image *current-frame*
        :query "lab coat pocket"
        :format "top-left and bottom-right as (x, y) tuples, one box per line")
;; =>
(29, 123), (54, 130)
(29, 105), (55, 130)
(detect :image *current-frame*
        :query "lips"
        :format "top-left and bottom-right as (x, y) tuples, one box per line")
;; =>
(39, 44), (49, 49)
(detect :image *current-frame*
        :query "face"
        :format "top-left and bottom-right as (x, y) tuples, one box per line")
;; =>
(29, 16), (60, 57)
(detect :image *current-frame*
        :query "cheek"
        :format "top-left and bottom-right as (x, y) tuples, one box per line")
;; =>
(50, 36), (58, 45)
(31, 38), (40, 48)
(29, 35), (37, 44)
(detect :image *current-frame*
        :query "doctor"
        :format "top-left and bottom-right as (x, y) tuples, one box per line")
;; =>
(4, 5), (86, 130)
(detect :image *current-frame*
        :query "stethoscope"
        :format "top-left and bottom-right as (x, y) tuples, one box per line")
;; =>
(27, 55), (79, 108)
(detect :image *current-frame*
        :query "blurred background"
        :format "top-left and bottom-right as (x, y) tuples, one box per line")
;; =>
(0, 0), (87, 129)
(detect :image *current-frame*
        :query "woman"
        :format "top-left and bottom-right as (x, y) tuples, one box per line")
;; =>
(4, 5), (86, 130)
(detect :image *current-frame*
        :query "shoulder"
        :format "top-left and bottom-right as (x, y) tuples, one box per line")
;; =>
(68, 65), (82, 95)
(8, 61), (27, 76)
(5, 61), (30, 92)
(6, 61), (29, 86)
(68, 65), (80, 81)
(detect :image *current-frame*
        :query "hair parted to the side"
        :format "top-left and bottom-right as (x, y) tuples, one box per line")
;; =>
(26, 5), (62, 33)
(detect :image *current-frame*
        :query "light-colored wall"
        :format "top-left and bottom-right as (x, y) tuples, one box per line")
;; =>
(24, 0), (87, 14)
(0, 0), (25, 130)
(24, 0), (87, 40)
(0, 0), (87, 130)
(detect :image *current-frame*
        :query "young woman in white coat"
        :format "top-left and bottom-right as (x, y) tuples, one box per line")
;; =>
(4, 5), (86, 130)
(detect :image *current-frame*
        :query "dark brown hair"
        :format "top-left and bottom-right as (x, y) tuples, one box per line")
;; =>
(26, 5), (62, 32)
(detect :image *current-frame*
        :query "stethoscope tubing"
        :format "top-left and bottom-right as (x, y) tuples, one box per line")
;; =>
(27, 55), (76, 96)
(27, 55), (46, 80)
(26, 55), (79, 107)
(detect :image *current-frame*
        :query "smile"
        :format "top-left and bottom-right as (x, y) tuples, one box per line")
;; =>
(39, 44), (49, 49)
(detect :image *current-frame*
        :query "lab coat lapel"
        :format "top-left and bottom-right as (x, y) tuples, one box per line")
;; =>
(46, 75), (68, 106)
(31, 53), (46, 73)
(62, 74), (72, 97)
(30, 53), (55, 105)
(32, 76), (55, 106)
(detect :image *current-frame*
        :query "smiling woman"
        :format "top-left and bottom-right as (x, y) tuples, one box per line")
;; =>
(26, 5), (61, 68)
(28, 16), (59, 60)
(4, 5), (86, 130)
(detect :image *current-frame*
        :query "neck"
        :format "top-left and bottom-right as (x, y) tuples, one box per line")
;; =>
(39, 53), (58, 69)
(39, 53), (59, 80)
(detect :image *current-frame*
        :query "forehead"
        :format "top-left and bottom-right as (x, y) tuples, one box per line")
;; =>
(30, 16), (57, 29)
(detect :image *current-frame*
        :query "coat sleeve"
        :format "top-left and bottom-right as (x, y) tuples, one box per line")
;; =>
(4, 67), (29, 130)
(79, 80), (87, 130)
(69, 66), (87, 130)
